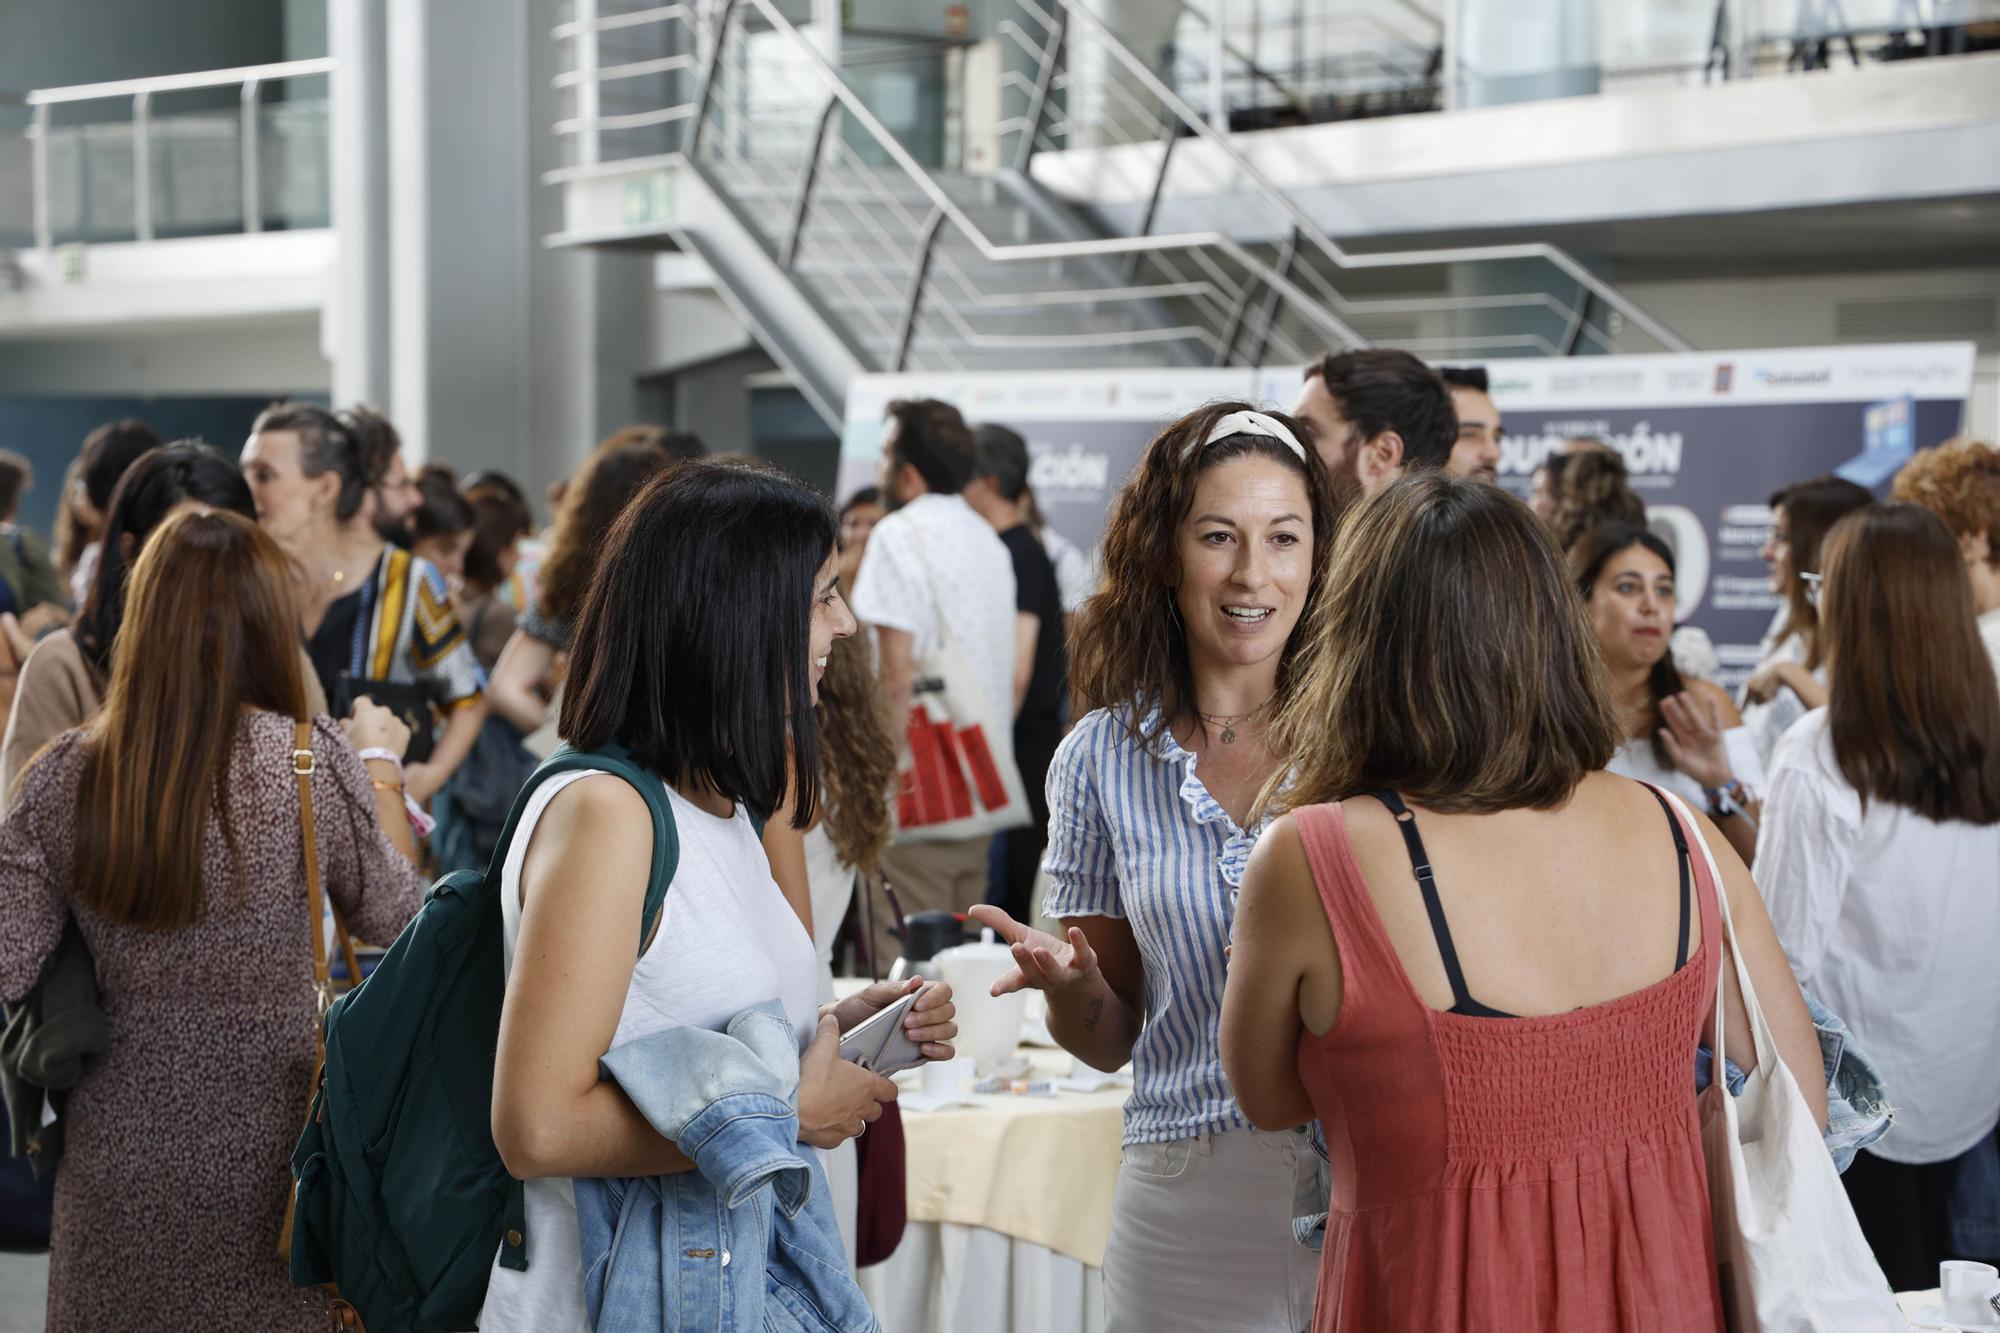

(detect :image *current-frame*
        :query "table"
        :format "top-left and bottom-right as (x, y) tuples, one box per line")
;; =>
(846, 985), (1130, 1333)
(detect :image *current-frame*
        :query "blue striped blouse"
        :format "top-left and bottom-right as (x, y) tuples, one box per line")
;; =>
(1041, 703), (1265, 1146)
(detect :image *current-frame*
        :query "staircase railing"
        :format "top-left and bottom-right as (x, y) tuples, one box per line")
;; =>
(552, 0), (1689, 367)
(556, 0), (1358, 372)
(23, 58), (333, 248)
(1004, 0), (1690, 359)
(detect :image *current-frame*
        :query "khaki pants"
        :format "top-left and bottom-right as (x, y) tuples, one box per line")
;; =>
(1104, 1126), (1321, 1333)
(869, 834), (992, 975)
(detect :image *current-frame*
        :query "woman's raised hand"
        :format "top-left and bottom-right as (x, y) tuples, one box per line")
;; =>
(967, 904), (1100, 998)
(1658, 689), (1732, 791)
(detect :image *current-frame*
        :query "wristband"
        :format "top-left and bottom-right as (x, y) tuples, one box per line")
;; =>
(355, 746), (404, 775)
(1704, 778), (1749, 820)
(355, 747), (433, 837)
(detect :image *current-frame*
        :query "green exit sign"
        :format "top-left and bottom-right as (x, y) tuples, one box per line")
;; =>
(622, 171), (675, 228)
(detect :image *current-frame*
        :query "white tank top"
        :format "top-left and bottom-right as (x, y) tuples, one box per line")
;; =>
(478, 769), (821, 1333)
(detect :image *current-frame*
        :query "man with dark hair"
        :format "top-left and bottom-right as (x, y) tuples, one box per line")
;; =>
(1290, 348), (1457, 503)
(852, 399), (1020, 968)
(964, 423), (1067, 924)
(1440, 365), (1503, 483)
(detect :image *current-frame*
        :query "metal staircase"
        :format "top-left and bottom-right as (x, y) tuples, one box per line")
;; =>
(549, 0), (1690, 425)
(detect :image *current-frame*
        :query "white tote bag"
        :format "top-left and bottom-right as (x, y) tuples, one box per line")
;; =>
(1666, 792), (1905, 1333)
(889, 529), (1031, 845)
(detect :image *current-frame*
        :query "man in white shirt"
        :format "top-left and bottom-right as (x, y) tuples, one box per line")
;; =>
(1288, 348), (1458, 506)
(851, 398), (1020, 971)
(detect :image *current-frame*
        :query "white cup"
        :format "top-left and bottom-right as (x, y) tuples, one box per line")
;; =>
(920, 1055), (972, 1100)
(1942, 1259), (2000, 1324)
(932, 931), (1029, 1071)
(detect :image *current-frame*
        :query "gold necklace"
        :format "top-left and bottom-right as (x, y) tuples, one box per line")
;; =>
(1195, 693), (1274, 745)
(328, 547), (377, 589)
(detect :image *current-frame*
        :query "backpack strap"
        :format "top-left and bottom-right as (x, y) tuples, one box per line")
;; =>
(485, 741), (681, 955)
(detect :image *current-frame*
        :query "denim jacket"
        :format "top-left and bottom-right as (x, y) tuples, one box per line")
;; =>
(574, 1003), (877, 1333)
(1292, 988), (1894, 1252)
(1695, 986), (1893, 1174)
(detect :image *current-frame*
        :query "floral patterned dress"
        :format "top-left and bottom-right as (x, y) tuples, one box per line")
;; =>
(0, 712), (425, 1331)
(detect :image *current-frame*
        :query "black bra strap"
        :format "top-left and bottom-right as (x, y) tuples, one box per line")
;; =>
(1363, 788), (1482, 1014)
(1639, 784), (1694, 970)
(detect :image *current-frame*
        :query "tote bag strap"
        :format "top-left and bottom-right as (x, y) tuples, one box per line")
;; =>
(1655, 788), (1778, 1083)
(904, 519), (963, 658)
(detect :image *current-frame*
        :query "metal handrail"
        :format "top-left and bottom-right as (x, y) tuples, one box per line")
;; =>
(693, 0), (1368, 354)
(1039, 0), (1691, 354)
(26, 57), (333, 249)
(24, 58), (334, 106)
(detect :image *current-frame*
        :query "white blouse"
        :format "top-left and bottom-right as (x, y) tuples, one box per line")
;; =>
(1738, 608), (1814, 770)
(1755, 709), (2000, 1165)
(1605, 725), (1767, 808)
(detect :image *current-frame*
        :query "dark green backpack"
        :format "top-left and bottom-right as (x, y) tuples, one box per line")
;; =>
(288, 743), (679, 1332)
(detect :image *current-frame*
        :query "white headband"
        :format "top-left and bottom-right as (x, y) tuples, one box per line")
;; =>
(1186, 409), (1308, 464)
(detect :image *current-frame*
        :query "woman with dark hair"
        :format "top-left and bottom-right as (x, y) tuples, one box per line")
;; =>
(967, 403), (1338, 1330)
(62, 418), (164, 605)
(1739, 474), (1873, 765)
(1, 441), (330, 803)
(1222, 474), (1824, 1333)
(1571, 524), (1763, 864)
(459, 480), (534, 671)
(480, 461), (952, 1330)
(1758, 503), (2000, 1290)
(407, 462), (476, 585)
(430, 481), (538, 874)
(484, 436), (675, 736)
(0, 510), (425, 1331)
(241, 402), (488, 801)
(835, 485), (885, 592)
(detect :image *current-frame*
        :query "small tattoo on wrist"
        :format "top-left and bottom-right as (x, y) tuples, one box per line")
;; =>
(1082, 996), (1105, 1031)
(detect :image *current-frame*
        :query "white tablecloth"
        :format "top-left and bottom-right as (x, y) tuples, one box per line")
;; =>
(859, 1221), (1105, 1333)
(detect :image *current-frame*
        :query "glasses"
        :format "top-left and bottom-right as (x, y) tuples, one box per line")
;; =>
(1800, 570), (1823, 607)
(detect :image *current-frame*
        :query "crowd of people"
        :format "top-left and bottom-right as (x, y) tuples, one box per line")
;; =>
(0, 350), (1990, 1331)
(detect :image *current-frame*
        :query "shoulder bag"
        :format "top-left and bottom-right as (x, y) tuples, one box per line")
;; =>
(1666, 790), (1906, 1331)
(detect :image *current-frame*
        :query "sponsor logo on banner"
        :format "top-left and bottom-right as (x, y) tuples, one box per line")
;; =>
(1499, 421), (1687, 482)
(1030, 444), (1113, 497)
(1754, 366), (1832, 387)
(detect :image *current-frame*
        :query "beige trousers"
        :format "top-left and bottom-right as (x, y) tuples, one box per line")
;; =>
(1103, 1126), (1322, 1333)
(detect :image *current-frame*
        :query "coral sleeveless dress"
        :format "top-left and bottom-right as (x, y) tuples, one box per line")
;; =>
(1293, 792), (1726, 1332)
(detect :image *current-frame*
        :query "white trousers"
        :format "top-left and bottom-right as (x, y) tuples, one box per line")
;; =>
(1102, 1126), (1321, 1333)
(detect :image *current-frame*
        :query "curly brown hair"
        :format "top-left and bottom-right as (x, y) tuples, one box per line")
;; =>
(537, 433), (677, 626)
(813, 632), (898, 872)
(1891, 437), (2000, 570)
(1069, 401), (1338, 744)
(1549, 449), (1646, 553)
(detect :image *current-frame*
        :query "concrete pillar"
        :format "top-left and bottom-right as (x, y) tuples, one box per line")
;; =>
(327, 0), (390, 409)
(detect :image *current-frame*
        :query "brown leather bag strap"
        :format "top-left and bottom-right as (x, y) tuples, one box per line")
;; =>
(292, 721), (357, 1023)
(295, 720), (329, 1015)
